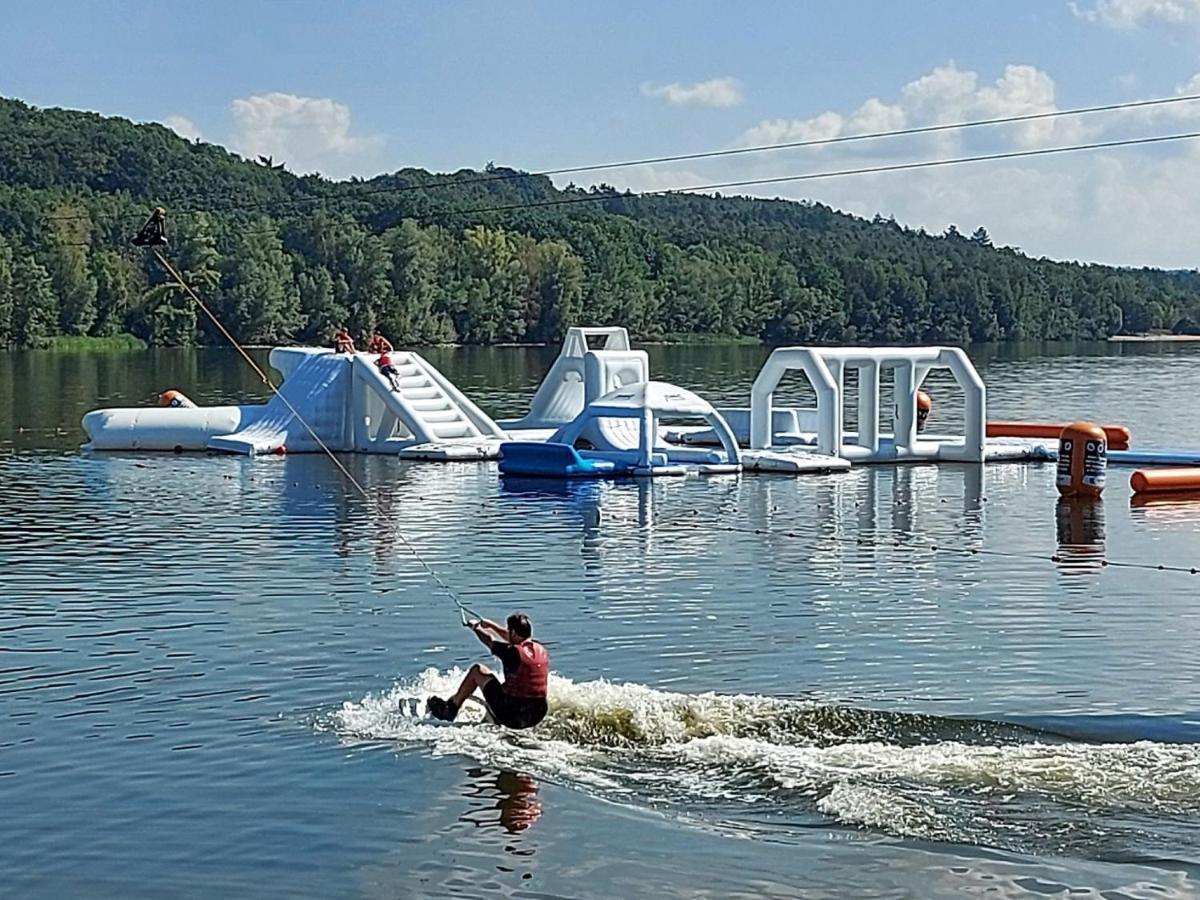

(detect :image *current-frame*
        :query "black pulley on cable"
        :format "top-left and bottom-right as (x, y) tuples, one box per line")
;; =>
(131, 207), (168, 247)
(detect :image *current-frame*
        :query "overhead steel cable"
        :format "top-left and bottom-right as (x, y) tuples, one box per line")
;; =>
(41, 127), (1200, 241)
(40, 91), (1200, 226)
(335, 91), (1200, 193)
(422, 129), (1200, 218)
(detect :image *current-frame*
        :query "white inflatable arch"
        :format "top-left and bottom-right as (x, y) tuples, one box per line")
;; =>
(749, 346), (986, 463)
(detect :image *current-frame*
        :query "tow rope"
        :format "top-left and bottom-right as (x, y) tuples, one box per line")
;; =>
(131, 208), (477, 623)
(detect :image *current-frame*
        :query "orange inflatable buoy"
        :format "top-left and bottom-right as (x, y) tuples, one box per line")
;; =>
(1056, 422), (1107, 498)
(158, 389), (196, 409)
(1130, 467), (1200, 495)
(988, 422), (1130, 451)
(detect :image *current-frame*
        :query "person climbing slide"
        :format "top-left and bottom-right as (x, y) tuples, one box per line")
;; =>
(376, 351), (401, 391)
(427, 612), (549, 729)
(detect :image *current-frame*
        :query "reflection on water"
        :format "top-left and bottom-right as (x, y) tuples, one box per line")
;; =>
(1055, 498), (1107, 583)
(459, 768), (543, 836)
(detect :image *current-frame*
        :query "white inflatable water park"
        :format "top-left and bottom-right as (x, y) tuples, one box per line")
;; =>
(82, 324), (1199, 478)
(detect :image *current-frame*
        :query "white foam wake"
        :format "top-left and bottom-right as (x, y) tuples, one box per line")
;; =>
(323, 669), (1200, 849)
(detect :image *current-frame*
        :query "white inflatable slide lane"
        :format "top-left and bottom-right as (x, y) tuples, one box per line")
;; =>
(207, 353), (351, 455)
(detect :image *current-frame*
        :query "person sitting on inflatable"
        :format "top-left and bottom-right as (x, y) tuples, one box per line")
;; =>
(376, 351), (401, 391)
(427, 612), (549, 730)
(332, 326), (356, 354)
(366, 331), (393, 355)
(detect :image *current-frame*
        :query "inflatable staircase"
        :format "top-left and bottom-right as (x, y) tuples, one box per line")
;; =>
(352, 352), (506, 459)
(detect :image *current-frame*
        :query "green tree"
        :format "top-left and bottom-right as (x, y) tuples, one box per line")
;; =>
(382, 219), (448, 343)
(459, 226), (526, 343)
(221, 217), (300, 343)
(0, 235), (13, 346)
(49, 237), (98, 335)
(12, 255), (58, 347)
(338, 229), (391, 339)
(91, 249), (139, 336)
(296, 263), (343, 342)
(522, 238), (584, 342)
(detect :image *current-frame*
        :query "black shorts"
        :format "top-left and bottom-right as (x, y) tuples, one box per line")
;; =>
(380, 364), (398, 378)
(482, 676), (547, 729)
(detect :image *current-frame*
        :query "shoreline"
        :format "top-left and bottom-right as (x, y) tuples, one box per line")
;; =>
(1110, 334), (1200, 342)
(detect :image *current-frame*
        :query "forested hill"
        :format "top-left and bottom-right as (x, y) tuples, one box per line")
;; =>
(1, 95), (1198, 349)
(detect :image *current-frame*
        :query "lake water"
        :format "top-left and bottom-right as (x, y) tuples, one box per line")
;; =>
(3, 341), (1200, 898)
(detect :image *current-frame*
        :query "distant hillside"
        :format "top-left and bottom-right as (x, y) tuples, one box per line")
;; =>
(0, 95), (1198, 348)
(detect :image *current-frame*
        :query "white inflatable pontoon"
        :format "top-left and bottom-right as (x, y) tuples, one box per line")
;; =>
(80, 329), (1051, 475)
(82, 347), (506, 458)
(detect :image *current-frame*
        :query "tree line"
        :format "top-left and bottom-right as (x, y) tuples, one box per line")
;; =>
(1, 95), (1199, 349)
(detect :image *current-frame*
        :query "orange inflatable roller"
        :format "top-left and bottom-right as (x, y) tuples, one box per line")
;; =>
(988, 421), (1130, 450)
(1130, 467), (1200, 495)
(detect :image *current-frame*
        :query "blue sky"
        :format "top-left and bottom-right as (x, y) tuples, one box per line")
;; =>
(4, 1), (1200, 267)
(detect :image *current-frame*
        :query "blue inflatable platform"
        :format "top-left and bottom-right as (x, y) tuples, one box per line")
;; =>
(499, 442), (621, 478)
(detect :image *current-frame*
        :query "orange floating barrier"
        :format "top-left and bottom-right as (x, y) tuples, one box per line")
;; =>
(988, 421), (1130, 450)
(1130, 467), (1200, 495)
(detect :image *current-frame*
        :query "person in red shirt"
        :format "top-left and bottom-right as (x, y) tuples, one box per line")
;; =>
(367, 331), (393, 355)
(332, 327), (355, 354)
(376, 351), (401, 391)
(427, 612), (549, 729)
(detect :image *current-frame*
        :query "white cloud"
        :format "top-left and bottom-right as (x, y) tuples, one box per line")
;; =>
(228, 92), (383, 177)
(976, 65), (1070, 146)
(737, 100), (906, 149)
(850, 98), (908, 134)
(641, 77), (743, 108)
(738, 62), (1081, 155)
(899, 62), (979, 119)
(739, 111), (844, 146)
(1070, 0), (1200, 27)
(163, 115), (202, 141)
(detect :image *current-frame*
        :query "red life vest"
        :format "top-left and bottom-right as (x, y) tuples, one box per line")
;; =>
(503, 640), (549, 698)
